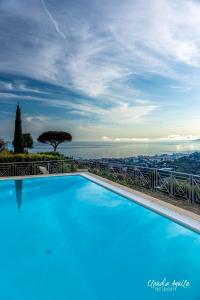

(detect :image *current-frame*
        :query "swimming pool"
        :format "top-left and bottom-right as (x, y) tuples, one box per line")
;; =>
(0, 174), (199, 299)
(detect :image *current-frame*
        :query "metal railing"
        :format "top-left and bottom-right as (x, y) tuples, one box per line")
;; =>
(1, 159), (200, 206)
(87, 161), (200, 205)
(0, 160), (75, 177)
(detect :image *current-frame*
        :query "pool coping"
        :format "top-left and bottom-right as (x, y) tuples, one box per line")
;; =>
(1, 172), (200, 233)
(82, 172), (200, 234)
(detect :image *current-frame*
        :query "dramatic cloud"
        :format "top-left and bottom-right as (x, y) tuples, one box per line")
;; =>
(1, 0), (200, 139)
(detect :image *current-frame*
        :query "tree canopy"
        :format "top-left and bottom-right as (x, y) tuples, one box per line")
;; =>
(37, 131), (72, 151)
(23, 133), (33, 150)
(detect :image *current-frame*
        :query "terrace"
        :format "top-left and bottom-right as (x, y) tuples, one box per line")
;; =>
(1, 160), (200, 299)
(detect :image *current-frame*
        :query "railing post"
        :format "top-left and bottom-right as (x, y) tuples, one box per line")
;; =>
(47, 162), (50, 173)
(153, 169), (157, 191)
(190, 175), (194, 204)
(133, 167), (136, 185)
(170, 172), (173, 197)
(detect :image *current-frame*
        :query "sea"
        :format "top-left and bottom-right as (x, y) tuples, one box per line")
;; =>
(29, 140), (200, 159)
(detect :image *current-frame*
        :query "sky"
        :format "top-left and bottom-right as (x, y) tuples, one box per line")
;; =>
(1, 0), (200, 141)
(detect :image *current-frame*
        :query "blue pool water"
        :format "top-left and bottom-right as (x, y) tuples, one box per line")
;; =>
(0, 175), (200, 300)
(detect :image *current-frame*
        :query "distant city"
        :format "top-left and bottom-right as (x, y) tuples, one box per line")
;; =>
(84, 152), (200, 175)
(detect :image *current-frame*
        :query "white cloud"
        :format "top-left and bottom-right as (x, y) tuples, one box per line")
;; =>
(25, 115), (50, 123)
(160, 135), (199, 141)
(0, 89), (157, 127)
(50, 100), (158, 125)
(67, 37), (126, 97)
(40, 0), (66, 39)
(170, 85), (192, 92)
(102, 134), (199, 142)
(109, 0), (200, 67)
(64, 0), (200, 98)
(15, 83), (48, 94)
(102, 102), (157, 125)
(0, 81), (13, 90)
(102, 136), (150, 142)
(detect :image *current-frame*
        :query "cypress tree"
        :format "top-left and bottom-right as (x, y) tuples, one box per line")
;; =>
(13, 104), (24, 153)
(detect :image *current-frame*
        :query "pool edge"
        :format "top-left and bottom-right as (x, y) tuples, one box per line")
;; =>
(80, 172), (200, 234)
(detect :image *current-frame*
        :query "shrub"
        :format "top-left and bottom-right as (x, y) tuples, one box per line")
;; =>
(37, 152), (65, 159)
(0, 151), (63, 163)
(60, 163), (77, 173)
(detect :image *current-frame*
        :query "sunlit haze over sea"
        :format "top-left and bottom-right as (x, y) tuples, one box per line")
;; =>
(29, 141), (200, 159)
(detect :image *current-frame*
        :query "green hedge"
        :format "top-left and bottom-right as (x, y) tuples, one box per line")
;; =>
(0, 150), (64, 162)
(37, 151), (64, 158)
